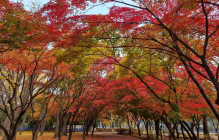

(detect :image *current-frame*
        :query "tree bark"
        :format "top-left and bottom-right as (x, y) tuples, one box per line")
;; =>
(155, 120), (159, 139)
(2, 117), (11, 140)
(48, 120), (53, 132)
(100, 121), (102, 128)
(62, 113), (70, 136)
(40, 113), (48, 136)
(32, 107), (45, 140)
(58, 113), (66, 140)
(181, 123), (186, 140)
(180, 122), (194, 140)
(144, 120), (149, 138)
(176, 123), (179, 139)
(182, 121), (197, 140)
(19, 113), (27, 135)
(53, 109), (61, 138)
(91, 119), (96, 136)
(202, 115), (210, 139)
(68, 112), (78, 140)
(0, 111), (5, 136)
(137, 121), (141, 136)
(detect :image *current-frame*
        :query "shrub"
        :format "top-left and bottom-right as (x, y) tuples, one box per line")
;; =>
(116, 128), (134, 135)
(96, 128), (103, 132)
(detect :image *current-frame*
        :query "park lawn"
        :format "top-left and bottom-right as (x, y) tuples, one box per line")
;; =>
(0, 131), (104, 140)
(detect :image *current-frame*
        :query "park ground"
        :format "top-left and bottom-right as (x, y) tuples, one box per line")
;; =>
(0, 131), (218, 140)
(0, 131), (141, 140)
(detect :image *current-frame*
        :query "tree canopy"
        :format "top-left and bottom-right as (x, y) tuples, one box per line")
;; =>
(1, 0), (219, 140)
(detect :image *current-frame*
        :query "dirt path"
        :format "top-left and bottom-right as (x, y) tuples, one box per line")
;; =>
(95, 132), (141, 140)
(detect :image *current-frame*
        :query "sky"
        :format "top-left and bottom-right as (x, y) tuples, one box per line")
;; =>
(10, 0), (136, 15)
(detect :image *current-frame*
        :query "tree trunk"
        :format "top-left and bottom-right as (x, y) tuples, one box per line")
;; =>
(32, 123), (41, 140)
(53, 109), (61, 138)
(211, 119), (218, 140)
(160, 125), (163, 140)
(68, 112), (78, 140)
(100, 121), (102, 128)
(203, 115), (210, 139)
(155, 120), (159, 139)
(180, 122), (194, 140)
(2, 117), (11, 140)
(0, 129), (3, 137)
(32, 106), (45, 140)
(85, 123), (90, 136)
(40, 113), (48, 136)
(83, 124), (87, 140)
(137, 121), (141, 136)
(176, 123), (179, 139)
(12, 123), (20, 140)
(163, 121), (177, 140)
(73, 125), (76, 132)
(117, 119), (119, 128)
(58, 113), (66, 140)
(48, 120), (53, 132)
(62, 113), (70, 136)
(126, 115), (132, 135)
(197, 121), (200, 140)
(91, 119), (96, 136)
(0, 111), (5, 136)
(144, 121), (149, 138)
(181, 124), (186, 140)
(19, 113), (27, 135)
(182, 121), (197, 140)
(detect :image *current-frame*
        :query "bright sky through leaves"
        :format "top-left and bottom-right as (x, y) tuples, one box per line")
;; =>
(10, 0), (136, 14)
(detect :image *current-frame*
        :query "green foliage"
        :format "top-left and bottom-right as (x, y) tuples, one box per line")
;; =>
(168, 103), (183, 122)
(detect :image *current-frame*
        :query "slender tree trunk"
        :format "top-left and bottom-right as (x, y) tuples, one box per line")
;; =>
(181, 124), (186, 140)
(137, 121), (141, 136)
(100, 121), (102, 128)
(19, 113), (27, 135)
(2, 117), (11, 140)
(91, 119), (96, 136)
(68, 117), (74, 140)
(180, 122), (194, 140)
(176, 123), (179, 139)
(202, 115), (210, 140)
(211, 119), (218, 140)
(32, 107), (45, 140)
(48, 119), (53, 132)
(0, 112), (5, 136)
(85, 124), (89, 136)
(0, 129), (3, 137)
(68, 112), (78, 140)
(83, 123), (87, 140)
(58, 113), (66, 140)
(117, 119), (119, 128)
(197, 122), (200, 140)
(164, 121), (177, 140)
(159, 126), (163, 140)
(73, 125), (76, 133)
(145, 121), (149, 138)
(62, 113), (69, 136)
(40, 113), (48, 136)
(182, 121), (197, 140)
(126, 115), (132, 135)
(54, 109), (61, 138)
(155, 120), (159, 139)
(13, 124), (19, 140)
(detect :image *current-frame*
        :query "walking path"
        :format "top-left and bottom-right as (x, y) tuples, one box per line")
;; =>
(95, 132), (141, 140)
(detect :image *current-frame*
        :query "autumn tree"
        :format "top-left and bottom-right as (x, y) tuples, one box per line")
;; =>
(0, 48), (62, 140)
(41, 0), (219, 120)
